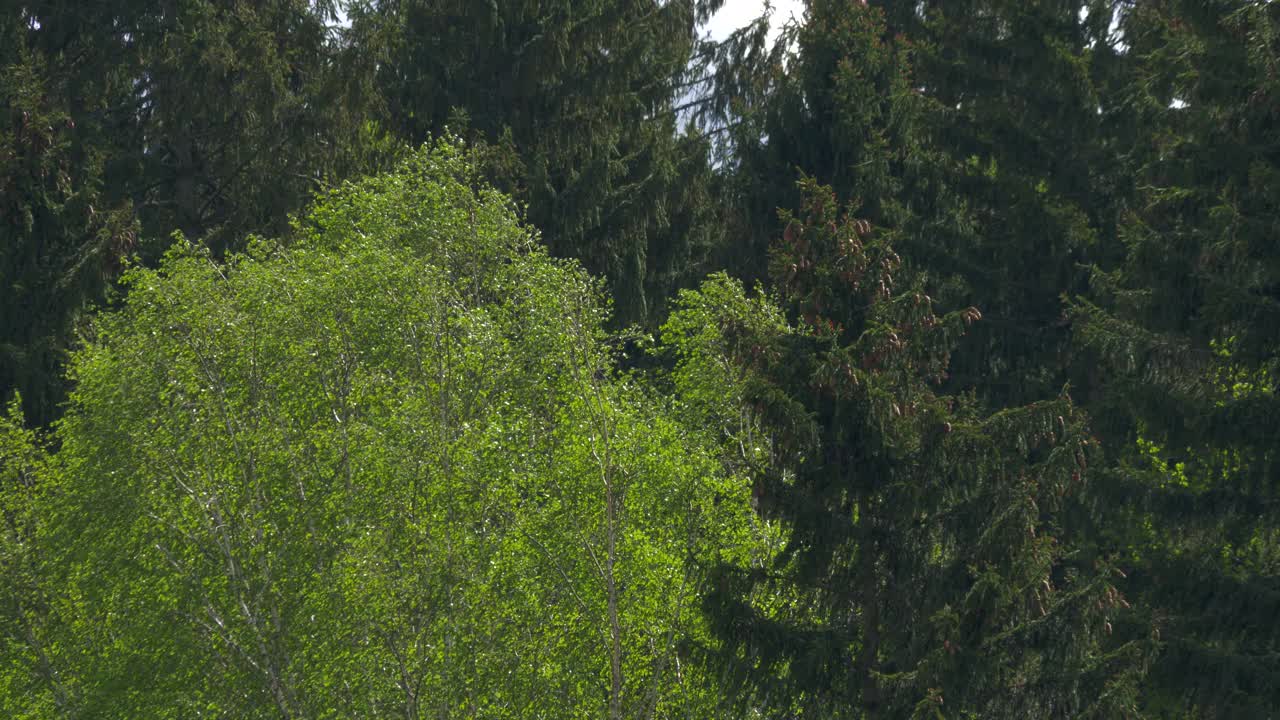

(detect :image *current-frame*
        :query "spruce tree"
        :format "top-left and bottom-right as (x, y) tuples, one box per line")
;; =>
(872, 0), (1130, 408)
(1, 6), (137, 427)
(1, 1), (378, 426)
(1072, 1), (1280, 715)
(665, 179), (1144, 718)
(351, 0), (724, 324)
(707, 0), (1128, 407)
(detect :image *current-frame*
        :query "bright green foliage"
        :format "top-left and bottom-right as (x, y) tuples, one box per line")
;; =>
(664, 180), (1143, 718)
(23, 141), (755, 718)
(6, 0), (1280, 715)
(0, 399), (77, 719)
(1071, 2), (1280, 715)
(350, 0), (725, 324)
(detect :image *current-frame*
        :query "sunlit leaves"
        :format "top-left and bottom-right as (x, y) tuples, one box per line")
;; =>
(31, 140), (756, 718)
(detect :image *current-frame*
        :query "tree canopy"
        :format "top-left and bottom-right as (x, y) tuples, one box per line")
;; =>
(663, 180), (1142, 717)
(3, 141), (764, 718)
(3, 0), (1279, 716)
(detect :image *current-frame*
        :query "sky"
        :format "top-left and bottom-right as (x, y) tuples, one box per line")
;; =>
(332, 2), (807, 44)
(704, 0), (805, 42)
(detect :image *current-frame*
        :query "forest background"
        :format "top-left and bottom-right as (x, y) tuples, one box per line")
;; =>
(3, 0), (1279, 717)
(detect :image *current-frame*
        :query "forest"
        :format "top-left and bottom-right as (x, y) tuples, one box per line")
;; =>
(2, 0), (1278, 717)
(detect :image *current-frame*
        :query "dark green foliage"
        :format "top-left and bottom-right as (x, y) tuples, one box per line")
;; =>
(872, 0), (1128, 407)
(1, 1), (382, 426)
(5, 0), (1280, 715)
(75, 0), (379, 252)
(710, 0), (1128, 407)
(1, 8), (137, 428)
(704, 0), (925, 289)
(1071, 1), (1280, 715)
(666, 180), (1144, 717)
(352, 0), (725, 324)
